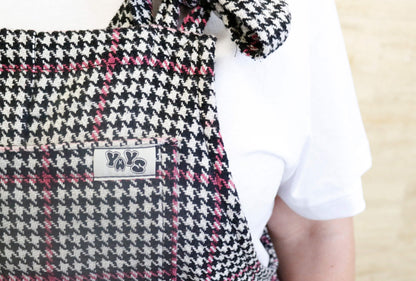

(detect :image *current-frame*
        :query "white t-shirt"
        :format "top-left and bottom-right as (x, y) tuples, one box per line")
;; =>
(0, 0), (371, 266)
(207, 0), (371, 265)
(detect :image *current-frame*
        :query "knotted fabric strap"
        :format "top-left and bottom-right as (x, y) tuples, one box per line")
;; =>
(207, 0), (291, 58)
(180, 0), (291, 58)
(111, 0), (291, 59)
(178, 0), (200, 8)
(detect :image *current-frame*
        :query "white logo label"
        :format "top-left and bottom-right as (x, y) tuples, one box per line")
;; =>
(94, 145), (156, 180)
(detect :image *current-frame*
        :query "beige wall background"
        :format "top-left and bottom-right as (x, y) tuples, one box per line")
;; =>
(335, 0), (416, 280)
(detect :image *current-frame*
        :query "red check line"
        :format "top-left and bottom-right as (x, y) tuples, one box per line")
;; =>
(114, 55), (214, 75)
(0, 263), (262, 281)
(243, 33), (261, 56)
(205, 186), (222, 281)
(39, 145), (55, 277)
(180, 6), (207, 32)
(0, 169), (234, 188)
(0, 56), (213, 76)
(205, 152), (225, 280)
(156, 169), (232, 189)
(0, 173), (93, 184)
(91, 29), (120, 142)
(225, 263), (261, 281)
(0, 169), (235, 188)
(203, 119), (239, 280)
(0, 269), (170, 281)
(170, 146), (179, 280)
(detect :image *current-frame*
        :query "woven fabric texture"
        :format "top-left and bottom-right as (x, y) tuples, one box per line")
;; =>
(211, 0), (291, 58)
(0, 0), (288, 279)
(110, 0), (291, 58)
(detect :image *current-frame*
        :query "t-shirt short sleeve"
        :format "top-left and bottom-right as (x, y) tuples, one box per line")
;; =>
(277, 0), (372, 220)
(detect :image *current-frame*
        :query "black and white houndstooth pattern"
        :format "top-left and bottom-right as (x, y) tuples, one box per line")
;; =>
(110, 0), (291, 59)
(209, 0), (291, 58)
(1, 0), (285, 280)
(109, 0), (139, 28)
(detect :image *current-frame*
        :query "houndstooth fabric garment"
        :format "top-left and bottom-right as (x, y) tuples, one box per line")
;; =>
(0, 0), (287, 280)
(210, 0), (291, 58)
(110, 0), (291, 59)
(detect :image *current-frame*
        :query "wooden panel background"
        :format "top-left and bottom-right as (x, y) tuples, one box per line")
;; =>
(335, 0), (416, 280)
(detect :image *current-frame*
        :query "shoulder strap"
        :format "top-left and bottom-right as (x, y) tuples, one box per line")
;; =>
(109, 0), (291, 59)
(153, 0), (212, 34)
(179, 5), (211, 34)
(208, 0), (291, 59)
(153, 0), (181, 29)
(176, 0), (292, 58)
(109, 0), (153, 28)
(109, 0), (210, 34)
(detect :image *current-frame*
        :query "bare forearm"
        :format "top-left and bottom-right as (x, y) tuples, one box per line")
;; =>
(268, 196), (355, 281)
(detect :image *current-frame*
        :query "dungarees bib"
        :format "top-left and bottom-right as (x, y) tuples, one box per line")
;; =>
(0, 0), (290, 279)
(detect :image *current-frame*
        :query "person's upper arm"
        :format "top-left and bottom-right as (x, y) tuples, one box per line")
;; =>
(277, 0), (372, 220)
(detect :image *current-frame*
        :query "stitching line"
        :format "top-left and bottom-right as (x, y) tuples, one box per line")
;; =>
(0, 270), (171, 281)
(0, 55), (214, 76)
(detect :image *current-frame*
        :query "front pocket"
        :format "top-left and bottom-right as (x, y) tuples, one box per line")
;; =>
(0, 137), (178, 279)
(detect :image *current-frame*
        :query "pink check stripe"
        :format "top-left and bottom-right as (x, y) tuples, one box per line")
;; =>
(0, 55), (213, 76)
